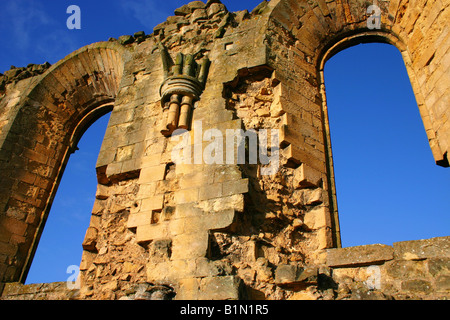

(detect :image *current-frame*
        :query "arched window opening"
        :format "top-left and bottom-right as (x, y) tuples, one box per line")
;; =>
(25, 112), (111, 284)
(324, 43), (450, 248)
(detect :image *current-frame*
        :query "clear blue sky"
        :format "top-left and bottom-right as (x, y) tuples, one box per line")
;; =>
(0, 1), (447, 285)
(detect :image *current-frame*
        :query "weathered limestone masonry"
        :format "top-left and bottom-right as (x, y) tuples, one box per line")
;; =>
(0, 0), (448, 300)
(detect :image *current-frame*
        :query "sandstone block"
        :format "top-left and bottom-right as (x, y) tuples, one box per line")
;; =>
(191, 9), (208, 23)
(174, 203), (204, 219)
(222, 178), (249, 196)
(288, 288), (320, 300)
(401, 280), (433, 294)
(138, 164), (166, 184)
(140, 194), (164, 212)
(326, 244), (394, 267)
(1, 217), (27, 236)
(188, 1), (206, 10)
(174, 188), (199, 204)
(303, 188), (323, 205)
(282, 144), (326, 173)
(436, 275), (450, 292)
(147, 261), (173, 283)
(127, 211), (152, 229)
(275, 265), (318, 286)
(149, 239), (172, 262)
(118, 35), (134, 45)
(207, 3), (227, 18)
(171, 232), (209, 260)
(140, 153), (162, 169)
(293, 163), (322, 189)
(427, 258), (450, 277)
(303, 206), (330, 230)
(385, 260), (427, 279)
(95, 185), (110, 200)
(197, 276), (242, 300)
(393, 236), (450, 260)
(317, 227), (334, 250)
(136, 222), (169, 244)
(82, 227), (98, 252)
(270, 87), (285, 117)
(198, 183), (222, 201)
(176, 278), (201, 300)
(116, 145), (134, 162)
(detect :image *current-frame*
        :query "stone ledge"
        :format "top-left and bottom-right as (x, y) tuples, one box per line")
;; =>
(274, 265), (318, 286)
(393, 236), (450, 260)
(326, 236), (450, 268)
(177, 275), (242, 300)
(1, 282), (79, 300)
(326, 244), (394, 267)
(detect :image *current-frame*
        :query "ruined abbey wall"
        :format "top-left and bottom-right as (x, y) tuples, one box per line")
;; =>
(0, 0), (449, 300)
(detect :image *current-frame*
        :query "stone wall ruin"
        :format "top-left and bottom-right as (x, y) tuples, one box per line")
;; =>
(0, 0), (449, 300)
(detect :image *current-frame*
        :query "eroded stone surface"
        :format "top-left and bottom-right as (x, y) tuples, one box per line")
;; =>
(0, 0), (448, 300)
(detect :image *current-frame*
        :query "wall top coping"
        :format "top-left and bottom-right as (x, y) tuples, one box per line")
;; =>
(326, 236), (450, 267)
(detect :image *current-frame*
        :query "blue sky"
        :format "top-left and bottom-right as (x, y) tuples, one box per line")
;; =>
(0, 1), (447, 284)
(325, 44), (449, 249)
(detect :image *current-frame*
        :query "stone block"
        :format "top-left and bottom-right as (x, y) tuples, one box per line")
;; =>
(436, 275), (450, 292)
(174, 203), (204, 219)
(326, 244), (394, 267)
(198, 183), (222, 201)
(317, 227), (334, 250)
(171, 232), (210, 260)
(303, 188), (323, 205)
(136, 183), (157, 200)
(127, 211), (152, 229)
(282, 144), (326, 173)
(95, 185), (110, 200)
(213, 166), (242, 183)
(149, 239), (172, 262)
(274, 265), (296, 284)
(191, 9), (208, 23)
(427, 258), (450, 277)
(105, 162), (122, 178)
(174, 5), (191, 16)
(293, 163), (322, 189)
(176, 278), (201, 300)
(138, 164), (166, 184)
(393, 236), (450, 260)
(178, 172), (201, 190)
(0, 241), (17, 256)
(222, 178), (249, 196)
(207, 3), (227, 18)
(198, 276), (242, 300)
(140, 153), (162, 169)
(174, 188), (199, 204)
(303, 206), (330, 230)
(120, 159), (139, 174)
(385, 260), (427, 279)
(203, 209), (236, 230)
(79, 251), (94, 271)
(401, 280), (433, 294)
(288, 288), (321, 300)
(275, 265), (318, 286)
(136, 222), (169, 244)
(146, 261), (173, 283)
(140, 194), (164, 212)
(82, 227), (98, 252)
(115, 145), (134, 162)
(0, 216), (27, 236)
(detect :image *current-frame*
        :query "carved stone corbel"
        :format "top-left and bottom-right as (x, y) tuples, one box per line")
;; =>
(158, 44), (210, 136)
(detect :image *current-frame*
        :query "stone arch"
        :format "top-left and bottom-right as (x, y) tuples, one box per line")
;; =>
(266, 0), (449, 248)
(0, 41), (129, 286)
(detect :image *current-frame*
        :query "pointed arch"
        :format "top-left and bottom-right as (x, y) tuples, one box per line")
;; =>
(265, 0), (449, 247)
(0, 41), (129, 285)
